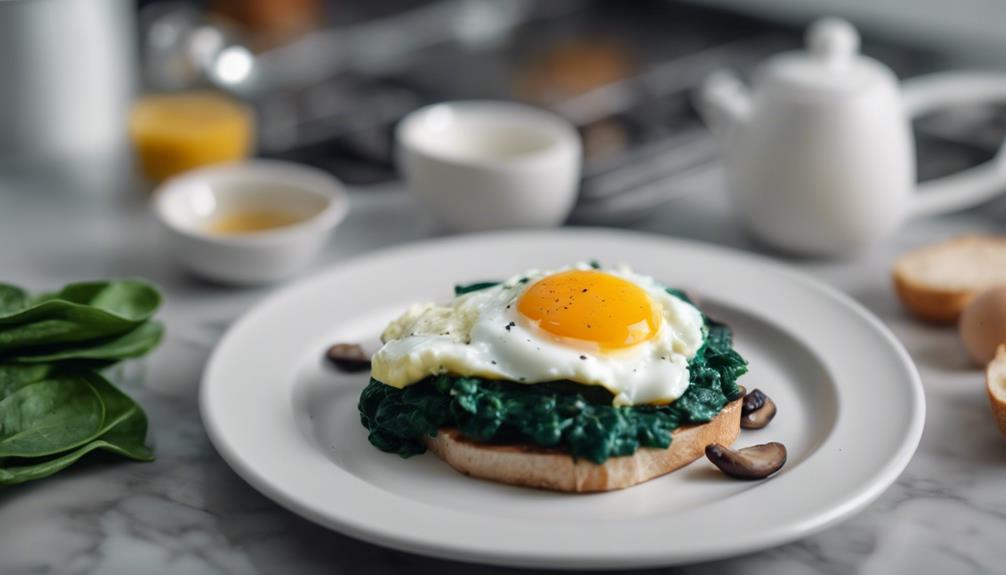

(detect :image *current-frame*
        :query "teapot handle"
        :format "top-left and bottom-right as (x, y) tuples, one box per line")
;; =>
(905, 72), (1006, 217)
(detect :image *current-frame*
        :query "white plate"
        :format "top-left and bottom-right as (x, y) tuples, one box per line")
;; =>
(201, 229), (924, 569)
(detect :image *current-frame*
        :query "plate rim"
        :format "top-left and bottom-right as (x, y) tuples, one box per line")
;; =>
(200, 228), (925, 569)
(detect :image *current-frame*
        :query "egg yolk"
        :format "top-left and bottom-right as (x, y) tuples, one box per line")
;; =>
(517, 270), (661, 350)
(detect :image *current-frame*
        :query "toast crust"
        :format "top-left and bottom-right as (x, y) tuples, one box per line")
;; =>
(424, 398), (742, 492)
(892, 272), (974, 324)
(893, 235), (1006, 324)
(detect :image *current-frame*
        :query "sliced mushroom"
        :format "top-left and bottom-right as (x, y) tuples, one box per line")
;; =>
(741, 388), (777, 429)
(325, 343), (371, 372)
(705, 442), (787, 480)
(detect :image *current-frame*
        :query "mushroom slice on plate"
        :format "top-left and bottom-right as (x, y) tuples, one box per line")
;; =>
(741, 388), (777, 429)
(705, 442), (787, 479)
(325, 343), (371, 372)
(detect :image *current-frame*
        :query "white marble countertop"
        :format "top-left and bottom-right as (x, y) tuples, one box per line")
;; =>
(1, 180), (1004, 575)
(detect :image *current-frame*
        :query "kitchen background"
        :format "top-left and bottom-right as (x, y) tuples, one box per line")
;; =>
(3, 0), (1006, 213)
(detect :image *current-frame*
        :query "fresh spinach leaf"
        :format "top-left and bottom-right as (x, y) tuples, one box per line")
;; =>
(30, 281), (160, 322)
(0, 279), (162, 487)
(10, 321), (164, 363)
(0, 280), (160, 351)
(0, 370), (147, 459)
(0, 285), (29, 315)
(0, 364), (56, 397)
(0, 375), (105, 458)
(0, 399), (152, 486)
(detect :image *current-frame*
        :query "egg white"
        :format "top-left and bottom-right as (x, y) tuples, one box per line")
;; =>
(369, 263), (706, 406)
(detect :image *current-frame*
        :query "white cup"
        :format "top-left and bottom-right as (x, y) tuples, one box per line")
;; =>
(396, 101), (582, 232)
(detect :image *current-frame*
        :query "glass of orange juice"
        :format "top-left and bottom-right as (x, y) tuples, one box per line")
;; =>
(129, 91), (255, 183)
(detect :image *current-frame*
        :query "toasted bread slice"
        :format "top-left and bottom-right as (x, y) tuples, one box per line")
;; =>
(424, 398), (742, 492)
(986, 345), (1006, 439)
(893, 235), (1006, 324)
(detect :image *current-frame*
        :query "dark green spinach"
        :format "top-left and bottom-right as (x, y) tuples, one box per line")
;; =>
(0, 388), (152, 486)
(0, 374), (105, 458)
(0, 280), (162, 486)
(359, 314), (747, 463)
(10, 321), (164, 363)
(0, 280), (160, 351)
(454, 282), (500, 296)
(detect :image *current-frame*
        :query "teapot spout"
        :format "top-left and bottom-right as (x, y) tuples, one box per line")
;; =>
(696, 71), (752, 138)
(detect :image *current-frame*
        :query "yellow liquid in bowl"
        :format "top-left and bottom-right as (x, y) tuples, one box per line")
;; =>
(209, 211), (305, 235)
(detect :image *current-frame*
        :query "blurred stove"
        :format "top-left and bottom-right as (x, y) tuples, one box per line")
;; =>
(243, 0), (1006, 223)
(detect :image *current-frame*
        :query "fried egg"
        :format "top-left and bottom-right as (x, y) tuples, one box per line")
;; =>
(369, 264), (705, 406)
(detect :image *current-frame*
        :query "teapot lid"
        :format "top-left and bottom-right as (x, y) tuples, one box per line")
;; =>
(758, 19), (896, 99)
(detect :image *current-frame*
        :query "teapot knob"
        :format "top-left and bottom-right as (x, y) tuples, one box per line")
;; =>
(807, 18), (859, 69)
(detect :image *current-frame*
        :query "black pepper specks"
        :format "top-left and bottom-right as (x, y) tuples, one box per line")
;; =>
(504, 321), (515, 331)
(579, 355), (587, 360)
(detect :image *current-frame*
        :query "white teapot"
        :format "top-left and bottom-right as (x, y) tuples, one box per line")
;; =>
(697, 18), (1006, 256)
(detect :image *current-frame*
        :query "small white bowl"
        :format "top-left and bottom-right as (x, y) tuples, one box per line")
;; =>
(396, 101), (582, 232)
(153, 160), (348, 284)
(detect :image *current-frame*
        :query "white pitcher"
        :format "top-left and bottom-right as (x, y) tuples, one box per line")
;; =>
(697, 18), (1006, 256)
